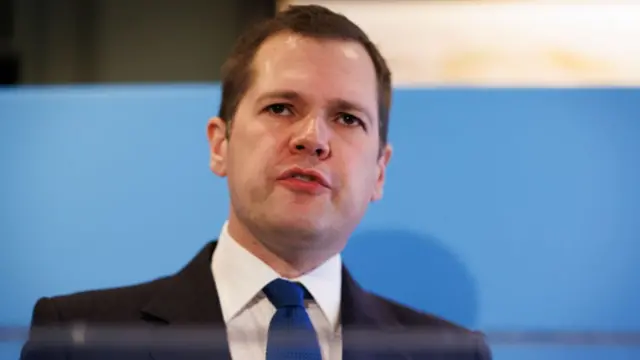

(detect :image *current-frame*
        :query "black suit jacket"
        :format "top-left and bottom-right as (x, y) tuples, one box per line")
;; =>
(20, 241), (492, 360)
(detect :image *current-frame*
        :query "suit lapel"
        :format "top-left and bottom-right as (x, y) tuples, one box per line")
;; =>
(136, 241), (410, 360)
(140, 241), (231, 360)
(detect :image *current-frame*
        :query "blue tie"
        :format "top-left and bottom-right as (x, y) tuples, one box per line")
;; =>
(263, 279), (322, 360)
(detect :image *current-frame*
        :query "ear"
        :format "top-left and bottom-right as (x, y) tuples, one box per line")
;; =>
(206, 117), (229, 177)
(371, 144), (392, 202)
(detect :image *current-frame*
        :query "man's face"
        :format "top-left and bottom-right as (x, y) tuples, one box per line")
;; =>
(208, 32), (391, 248)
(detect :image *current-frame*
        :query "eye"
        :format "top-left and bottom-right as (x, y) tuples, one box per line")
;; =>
(337, 113), (365, 129)
(265, 103), (293, 116)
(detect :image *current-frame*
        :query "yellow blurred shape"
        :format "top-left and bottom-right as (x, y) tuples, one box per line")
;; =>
(284, 0), (640, 86)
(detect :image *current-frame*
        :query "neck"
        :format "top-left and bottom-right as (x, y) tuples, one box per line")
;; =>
(226, 214), (339, 279)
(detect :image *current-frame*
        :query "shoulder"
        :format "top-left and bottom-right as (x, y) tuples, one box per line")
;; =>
(365, 292), (492, 359)
(30, 276), (172, 325)
(366, 292), (468, 330)
(29, 241), (218, 326)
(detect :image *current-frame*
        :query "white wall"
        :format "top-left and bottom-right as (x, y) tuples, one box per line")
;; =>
(286, 0), (640, 86)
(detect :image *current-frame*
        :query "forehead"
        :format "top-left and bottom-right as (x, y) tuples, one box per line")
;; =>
(246, 32), (378, 112)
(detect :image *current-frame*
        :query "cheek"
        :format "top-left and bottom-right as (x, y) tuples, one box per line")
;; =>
(342, 151), (379, 195)
(229, 125), (279, 178)
(229, 142), (265, 178)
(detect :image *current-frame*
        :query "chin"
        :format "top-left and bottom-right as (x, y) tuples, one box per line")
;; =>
(267, 213), (331, 237)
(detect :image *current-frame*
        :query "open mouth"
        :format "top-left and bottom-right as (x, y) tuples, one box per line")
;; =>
(289, 173), (319, 182)
(277, 167), (331, 191)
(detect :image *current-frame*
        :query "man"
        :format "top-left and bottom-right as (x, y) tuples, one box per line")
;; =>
(21, 5), (491, 360)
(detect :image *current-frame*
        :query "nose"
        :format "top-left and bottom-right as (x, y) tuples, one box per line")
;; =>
(289, 114), (331, 159)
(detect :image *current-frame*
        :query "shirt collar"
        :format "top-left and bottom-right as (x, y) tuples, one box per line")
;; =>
(211, 221), (342, 329)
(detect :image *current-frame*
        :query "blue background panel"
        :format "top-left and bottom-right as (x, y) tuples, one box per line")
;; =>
(1, 85), (639, 359)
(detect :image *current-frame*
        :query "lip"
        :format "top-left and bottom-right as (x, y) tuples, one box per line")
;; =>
(277, 166), (331, 189)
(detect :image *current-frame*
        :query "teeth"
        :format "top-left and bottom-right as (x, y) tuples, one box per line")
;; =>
(292, 174), (315, 182)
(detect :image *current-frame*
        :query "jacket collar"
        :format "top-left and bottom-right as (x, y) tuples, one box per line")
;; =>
(141, 241), (404, 360)
(141, 240), (396, 327)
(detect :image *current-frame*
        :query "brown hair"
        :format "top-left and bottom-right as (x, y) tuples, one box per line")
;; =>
(218, 4), (392, 151)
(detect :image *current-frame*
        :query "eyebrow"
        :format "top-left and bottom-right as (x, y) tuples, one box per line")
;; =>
(256, 90), (301, 103)
(256, 90), (375, 124)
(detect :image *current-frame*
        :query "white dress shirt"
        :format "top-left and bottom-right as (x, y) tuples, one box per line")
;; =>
(211, 221), (343, 360)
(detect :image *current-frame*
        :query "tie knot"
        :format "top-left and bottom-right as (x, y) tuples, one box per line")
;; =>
(263, 279), (306, 309)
